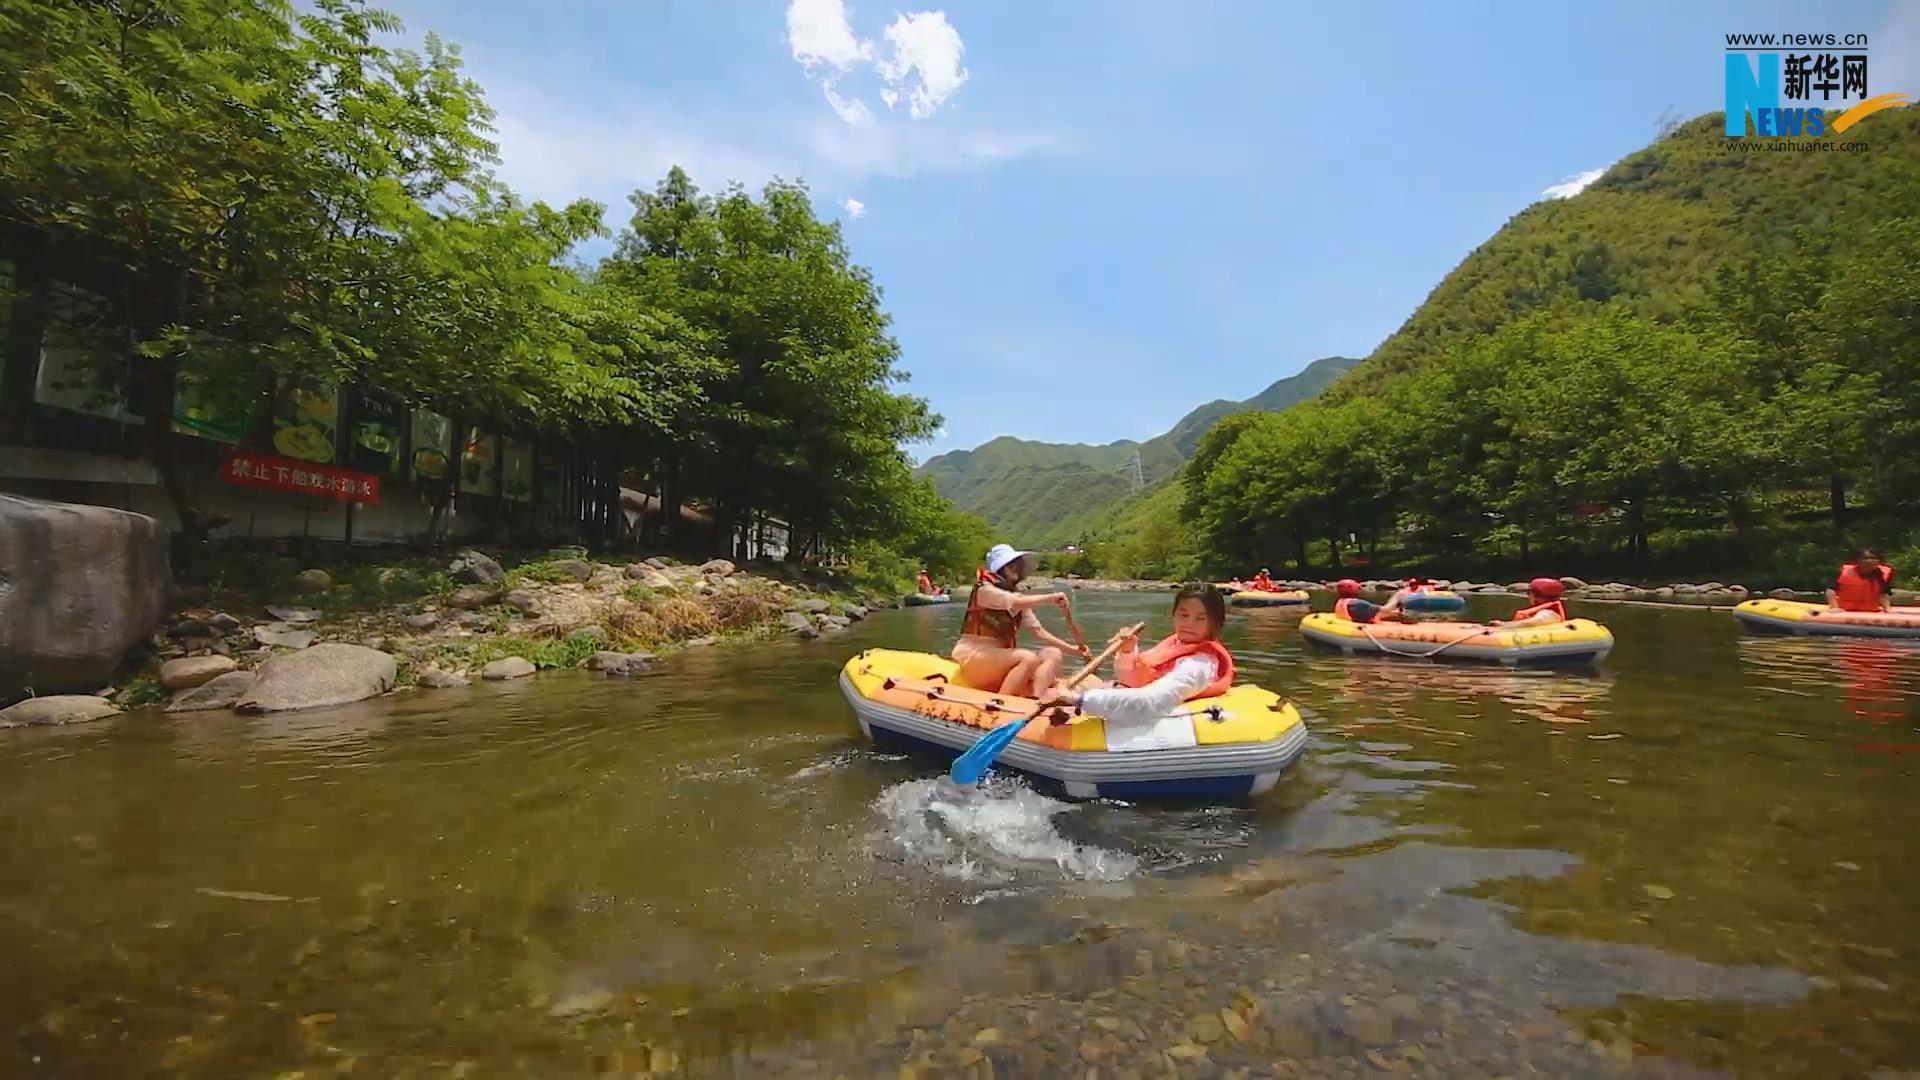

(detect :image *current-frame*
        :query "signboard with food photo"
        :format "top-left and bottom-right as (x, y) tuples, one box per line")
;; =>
(460, 428), (499, 495)
(271, 385), (338, 464)
(501, 438), (533, 503)
(350, 393), (405, 475)
(409, 409), (453, 485)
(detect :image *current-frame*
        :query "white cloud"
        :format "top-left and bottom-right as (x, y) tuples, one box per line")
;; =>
(875, 12), (970, 119)
(843, 197), (867, 218)
(1541, 167), (1606, 200)
(806, 116), (1062, 178)
(785, 0), (969, 124)
(823, 83), (871, 125)
(786, 0), (869, 71)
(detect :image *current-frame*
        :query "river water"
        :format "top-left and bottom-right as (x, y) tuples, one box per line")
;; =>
(2, 594), (1916, 1078)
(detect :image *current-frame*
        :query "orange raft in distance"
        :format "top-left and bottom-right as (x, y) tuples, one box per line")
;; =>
(839, 649), (1308, 800)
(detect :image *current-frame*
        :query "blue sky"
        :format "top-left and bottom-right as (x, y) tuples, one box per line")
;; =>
(378, 0), (1915, 459)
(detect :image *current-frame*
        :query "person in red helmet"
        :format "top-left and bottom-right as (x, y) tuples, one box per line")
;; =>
(1331, 578), (1410, 624)
(1491, 577), (1570, 627)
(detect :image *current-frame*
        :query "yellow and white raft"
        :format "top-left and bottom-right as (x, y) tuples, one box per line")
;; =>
(1733, 598), (1920, 639)
(1299, 613), (1614, 666)
(1228, 589), (1310, 608)
(839, 649), (1308, 800)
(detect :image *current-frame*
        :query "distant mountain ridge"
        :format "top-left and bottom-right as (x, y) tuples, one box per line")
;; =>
(918, 355), (1360, 544)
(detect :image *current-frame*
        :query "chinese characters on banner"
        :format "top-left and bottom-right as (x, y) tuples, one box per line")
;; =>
(220, 451), (381, 503)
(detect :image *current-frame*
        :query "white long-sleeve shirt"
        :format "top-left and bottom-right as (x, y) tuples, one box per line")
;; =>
(1078, 654), (1218, 727)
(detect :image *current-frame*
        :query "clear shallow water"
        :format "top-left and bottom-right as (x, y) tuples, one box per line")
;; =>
(2, 594), (1915, 1077)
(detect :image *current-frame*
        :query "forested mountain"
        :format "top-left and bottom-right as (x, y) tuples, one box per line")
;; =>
(917, 355), (1357, 545)
(1158, 110), (1920, 583)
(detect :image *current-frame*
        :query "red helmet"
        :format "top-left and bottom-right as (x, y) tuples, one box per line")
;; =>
(1529, 576), (1565, 598)
(1336, 578), (1362, 596)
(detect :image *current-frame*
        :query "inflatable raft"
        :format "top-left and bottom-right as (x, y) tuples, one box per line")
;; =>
(1399, 589), (1466, 613)
(1299, 612), (1613, 666)
(1732, 598), (1920, 639)
(902, 592), (952, 606)
(839, 649), (1308, 800)
(1229, 589), (1310, 608)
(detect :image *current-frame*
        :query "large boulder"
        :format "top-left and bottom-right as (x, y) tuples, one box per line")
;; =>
(449, 550), (504, 585)
(0, 694), (120, 727)
(166, 670), (256, 713)
(552, 559), (594, 583)
(482, 656), (535, 681)
(446, 584), (500, 610)
(501, 588), (544, 617)
(234, 644), (396, 713)
(0, 495), (171, 695)
(158, 654), (237, 691)
(699, 559), (736, 576)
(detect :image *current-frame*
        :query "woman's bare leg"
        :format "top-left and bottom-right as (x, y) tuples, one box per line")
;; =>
(998, 652), (1044, 697)
(1030, 646), (1065, 694)
(958, 648), (1030, 693)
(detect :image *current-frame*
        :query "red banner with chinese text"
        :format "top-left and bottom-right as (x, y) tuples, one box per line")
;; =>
(220, 451), (381, 503)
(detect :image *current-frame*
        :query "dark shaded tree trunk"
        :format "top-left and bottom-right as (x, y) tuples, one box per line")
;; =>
(1829, 474), (1848, 529)
(0, 230), (47, 444)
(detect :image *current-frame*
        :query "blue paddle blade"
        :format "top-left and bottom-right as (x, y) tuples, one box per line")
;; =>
(948, 716), (1029, 784)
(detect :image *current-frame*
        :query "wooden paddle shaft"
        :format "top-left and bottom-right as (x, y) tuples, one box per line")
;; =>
(1059, 621), (1146, 689)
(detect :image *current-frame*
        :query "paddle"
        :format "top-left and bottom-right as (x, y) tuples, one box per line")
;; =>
(948, 622), (1146, 785)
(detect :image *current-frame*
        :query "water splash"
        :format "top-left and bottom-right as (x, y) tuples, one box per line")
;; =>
(871, 777), (1140, 884)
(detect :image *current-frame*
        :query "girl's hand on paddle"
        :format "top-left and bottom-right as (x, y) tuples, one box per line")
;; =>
(1050, 593), (1072, 610)
(1038, 688), (1080, 710)
(1109, 625), (1140, 652)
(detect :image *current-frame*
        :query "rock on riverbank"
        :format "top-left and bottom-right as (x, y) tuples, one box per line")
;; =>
(0, 494), (171, 696)
(34, 550), (903, 724)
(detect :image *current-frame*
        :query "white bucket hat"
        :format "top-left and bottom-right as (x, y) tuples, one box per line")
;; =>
(984, 543), (1029, 574)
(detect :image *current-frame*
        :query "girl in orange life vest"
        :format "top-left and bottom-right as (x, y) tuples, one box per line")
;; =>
(1490, 577), (1570, 627)
(953, 544), (1088, 696)
(1827, 548), (1894, 613)
(1249, 568), (1276, 592)
(1331, 578), (1411, 624)
(1037, 584), (1234, 724)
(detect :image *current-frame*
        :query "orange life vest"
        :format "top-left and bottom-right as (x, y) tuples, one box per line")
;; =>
(1333, 596), (1374, 623)
(1119, 636), (1235, 700)
(1250, 574), (1275, 591)
(960, 570), (1020, 646)
(1512, 598), (1568, 622)
(1834, 562), (1894, 612)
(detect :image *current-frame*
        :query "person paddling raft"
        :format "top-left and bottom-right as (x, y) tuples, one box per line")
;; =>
(1249, 568), (1277, 593)
(1037, 584), (1234, 724)
(1489, 577), (1571, 628)
(1828, 548), (1894, 613)
(1331, 578), (1411, 624)
(914, 568), (945, 597)
(952, 543), (1089, 696)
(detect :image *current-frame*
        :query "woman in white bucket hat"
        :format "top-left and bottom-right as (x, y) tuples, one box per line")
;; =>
(952, 543), (1086, 695)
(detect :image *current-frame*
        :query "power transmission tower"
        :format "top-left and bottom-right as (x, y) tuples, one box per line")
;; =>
(1127, 451), (1143, 494)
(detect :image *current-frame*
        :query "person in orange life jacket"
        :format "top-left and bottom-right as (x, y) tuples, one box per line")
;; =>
(1381, 576), (1432, 613)
(1249, 568), (1277, 593)
(1331, 578), (1411, 624)
(914, 568), (944, 596)
(1490, 578), (1570, 627)
(1827, 548), (1894, 613)
(1037, 584), (1234, 724)
(952, 544), (1088, 696)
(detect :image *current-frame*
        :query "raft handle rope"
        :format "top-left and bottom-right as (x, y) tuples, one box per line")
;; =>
(1357, 622), (1498, 659)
